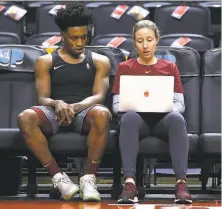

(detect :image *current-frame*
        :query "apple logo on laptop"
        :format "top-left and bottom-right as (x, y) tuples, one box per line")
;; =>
(144, 90), (149, 97)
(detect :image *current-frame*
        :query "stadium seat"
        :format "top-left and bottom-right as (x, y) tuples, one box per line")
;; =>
(128, 46), (201, 155)
(158, 34), (214, 57)
(25, 32), (61, 46)
(154, 5), (211, 36)
(0, 2), (25, 40)
(114, 46), (201, 196)
(93, 3), (150, 36)
(199, 48), (221, 189)
(0, 32), (21, 44)
(90, 34), (134, 54)
(199, 1), (221, 34)
(0, 44), (125, 196)
(36, 4), (62, 33)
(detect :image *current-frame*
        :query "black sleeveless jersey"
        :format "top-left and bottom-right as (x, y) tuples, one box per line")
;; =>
(50, 49), (96, 104)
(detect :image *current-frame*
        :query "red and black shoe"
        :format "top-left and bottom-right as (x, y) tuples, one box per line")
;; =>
(117, 182), (138, 204)
(174, 180), (192, 204)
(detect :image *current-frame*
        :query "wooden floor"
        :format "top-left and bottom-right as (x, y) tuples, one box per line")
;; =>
(0, 201), (221, 209)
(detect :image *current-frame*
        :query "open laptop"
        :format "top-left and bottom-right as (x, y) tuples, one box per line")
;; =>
(119, 75), (174, 113)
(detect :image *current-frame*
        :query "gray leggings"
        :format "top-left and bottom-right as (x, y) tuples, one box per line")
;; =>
(118, 111), (189, 180)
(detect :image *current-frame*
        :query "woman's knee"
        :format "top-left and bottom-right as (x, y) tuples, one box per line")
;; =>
(120, 111), (143, 128)
(167, 112), (186, 127)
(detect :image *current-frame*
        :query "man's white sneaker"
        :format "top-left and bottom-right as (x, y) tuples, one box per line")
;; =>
(79, 174), (101, 201)
(52, 172), (79, 201)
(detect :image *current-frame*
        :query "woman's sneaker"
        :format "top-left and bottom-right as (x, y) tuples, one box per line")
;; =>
(174, 180), (192, 204)
(117, 182), (138, 204)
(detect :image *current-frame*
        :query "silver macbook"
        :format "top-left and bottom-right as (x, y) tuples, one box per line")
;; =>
(119, 75), (174, 113)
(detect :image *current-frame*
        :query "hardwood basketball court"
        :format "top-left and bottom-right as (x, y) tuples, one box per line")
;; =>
(0, 200), (221, 209)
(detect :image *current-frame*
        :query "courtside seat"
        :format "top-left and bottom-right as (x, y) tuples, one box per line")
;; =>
(0, 45), (125, 156)
(128, 46), (201, 157)
(200, 48), (221, 157)
(0, 44), (125, 196)
(0, 45), (46, 155)
(48, 46), (125, 156)
(199, 133), (221, 157)
(48, 130), (117, 155)
(0, 129), (118, 156)
(139, 134), (199, 157)
(199, 48), (221, 189)
(25, 32), (61, 46)
(0, 129), (25, 153)
(0, 44), (205, 198)
(110, 46), (201, 199)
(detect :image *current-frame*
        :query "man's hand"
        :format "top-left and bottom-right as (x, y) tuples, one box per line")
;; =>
(55, 100), (75, 124)
(69, 103), (83, 114)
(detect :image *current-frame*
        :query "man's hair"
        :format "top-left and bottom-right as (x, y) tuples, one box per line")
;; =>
(54, 2), (93, 31)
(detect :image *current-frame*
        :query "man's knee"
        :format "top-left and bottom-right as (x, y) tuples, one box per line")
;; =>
(88, 105), (111, 125)
(120, 111), (142, 127)
(167, 112), (186, 127)
(17, 109), (38, 127)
